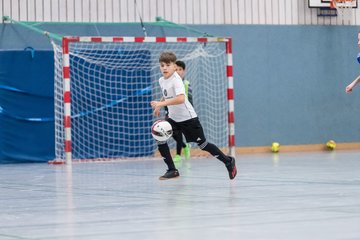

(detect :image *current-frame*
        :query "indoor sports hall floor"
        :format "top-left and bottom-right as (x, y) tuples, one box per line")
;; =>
(0, 150), (360, 240)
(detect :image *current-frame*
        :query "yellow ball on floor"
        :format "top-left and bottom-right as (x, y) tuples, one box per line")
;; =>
(271, 142), (280, 153)
(326, 140), (336, 150)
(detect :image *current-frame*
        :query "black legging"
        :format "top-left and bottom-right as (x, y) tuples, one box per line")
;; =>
(172, 131), (186, 155)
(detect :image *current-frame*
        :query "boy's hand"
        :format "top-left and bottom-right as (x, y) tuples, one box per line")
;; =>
(151, 101), (163, 108)
(151, 101), (162, 117)
(346, 84), (354, 93)
(153, 108), (160, 117)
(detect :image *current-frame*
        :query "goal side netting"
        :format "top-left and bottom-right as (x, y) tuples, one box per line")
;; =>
(52, 37), (235, 163)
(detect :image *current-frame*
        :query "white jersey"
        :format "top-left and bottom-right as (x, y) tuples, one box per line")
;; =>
(159, 72), (197, 122)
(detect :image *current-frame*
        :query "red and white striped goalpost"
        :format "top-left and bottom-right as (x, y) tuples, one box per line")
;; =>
(55, 36), (235, 164)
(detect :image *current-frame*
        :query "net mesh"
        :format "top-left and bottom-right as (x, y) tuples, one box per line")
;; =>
(53, 39), (229, 161)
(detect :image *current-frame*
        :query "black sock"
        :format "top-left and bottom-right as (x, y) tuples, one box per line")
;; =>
(200, 142), (231, 165)
(176, 143), (182, 155)
(173, 133), (185, 155)
(158, 143), (176, 170)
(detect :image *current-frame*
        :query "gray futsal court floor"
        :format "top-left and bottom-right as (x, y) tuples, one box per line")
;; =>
(1, 150), (360, 240)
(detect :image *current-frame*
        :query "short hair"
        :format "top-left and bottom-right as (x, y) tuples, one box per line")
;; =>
(175, 60), (186, 70)
(159, 51), (177, 64)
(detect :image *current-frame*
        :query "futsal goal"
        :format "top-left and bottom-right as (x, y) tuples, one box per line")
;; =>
(51, 36), (235, 164)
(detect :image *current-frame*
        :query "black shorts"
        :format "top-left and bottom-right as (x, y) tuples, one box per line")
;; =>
(167, 117), (206, 143)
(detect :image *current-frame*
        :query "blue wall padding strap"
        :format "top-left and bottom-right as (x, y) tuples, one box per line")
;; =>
(0, 50), (55, 163)
(0, 106), (53, 122)
(24, 46), (35, 59)
(0, 84), (26, 93)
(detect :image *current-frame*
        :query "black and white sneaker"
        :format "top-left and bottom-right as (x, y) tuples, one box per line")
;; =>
(226, 156), (237, 180)
(159, 169), (180, 180)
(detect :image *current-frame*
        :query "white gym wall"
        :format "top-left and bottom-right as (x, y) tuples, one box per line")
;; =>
(1, 0), (360, 25)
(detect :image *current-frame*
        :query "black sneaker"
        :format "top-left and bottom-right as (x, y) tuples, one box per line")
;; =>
(159, 169), (180, 180)
(226, 156), (237, 180)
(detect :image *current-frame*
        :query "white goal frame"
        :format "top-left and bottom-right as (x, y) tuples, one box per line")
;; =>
(54, 36), (235, 164)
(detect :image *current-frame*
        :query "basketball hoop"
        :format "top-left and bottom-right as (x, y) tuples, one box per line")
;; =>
(330, 0), (356, 22)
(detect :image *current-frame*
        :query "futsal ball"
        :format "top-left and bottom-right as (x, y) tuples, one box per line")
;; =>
(271, 142), (280, 153)
(326, 140), (336, 150)
(151, 120), (173, 141)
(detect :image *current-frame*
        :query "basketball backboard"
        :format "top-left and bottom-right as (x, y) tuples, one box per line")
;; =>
(308, 0), (357, 8)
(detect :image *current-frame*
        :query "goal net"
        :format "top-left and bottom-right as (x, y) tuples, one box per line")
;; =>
(52, 37), (235, 164)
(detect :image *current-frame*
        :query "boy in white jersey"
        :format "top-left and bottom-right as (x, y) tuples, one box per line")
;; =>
(150, 51), (237, 180)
